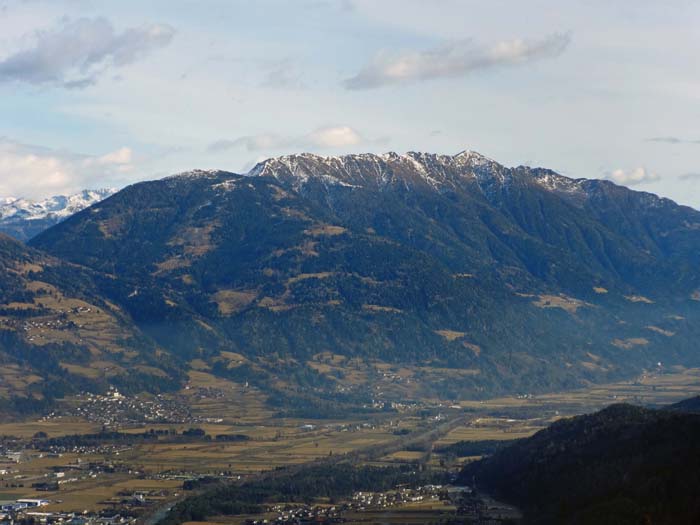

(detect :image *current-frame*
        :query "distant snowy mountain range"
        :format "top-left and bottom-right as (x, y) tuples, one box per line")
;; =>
(0, 189), (117, 241)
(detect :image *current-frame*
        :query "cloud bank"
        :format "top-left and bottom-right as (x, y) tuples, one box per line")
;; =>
(0, 17), (175, 88)
(0, 139), (133, 199)
(605, 167), (660, 186)
(646, 136), (700, 145)
(344, 32), (570, 89)
(208, 126), (374, 153)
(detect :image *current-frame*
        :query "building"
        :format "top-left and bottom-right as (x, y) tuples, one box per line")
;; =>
(17, 499), (50, 507)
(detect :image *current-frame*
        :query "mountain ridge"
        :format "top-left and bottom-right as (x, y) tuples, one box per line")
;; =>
(243, 150), (687, 211)
(19, 149), (700, 411)
(240, 150), (700, 297)
(161, 151), (694, 225)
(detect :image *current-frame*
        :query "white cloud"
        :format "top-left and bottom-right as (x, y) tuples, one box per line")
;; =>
(344, 32), (570, 89)
(307, 126), (364, 148)
(0, 139), (134, 198)
(208, 126), (374, 153)
(209, 134), (290, 153)
(0, 17), (175, 88)
(646, 136), (700, 145)
(605, 167), (660, 186)
(94, 147), (133, 166)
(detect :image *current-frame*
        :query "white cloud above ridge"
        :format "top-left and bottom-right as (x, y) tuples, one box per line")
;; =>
(0, 17), (175, 88)
(605, 167), (660, 186)
(208, 126), (377, 153)
(344, 32), (571, 90)
(93, 147), (133, 166)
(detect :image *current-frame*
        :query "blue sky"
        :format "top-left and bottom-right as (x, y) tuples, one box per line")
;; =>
(0, 0), (699, 207)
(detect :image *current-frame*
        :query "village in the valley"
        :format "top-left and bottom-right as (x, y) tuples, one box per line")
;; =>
(2, 364), (695, 525)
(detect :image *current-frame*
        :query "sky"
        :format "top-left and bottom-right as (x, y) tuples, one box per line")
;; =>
(0, 0), (699, 208)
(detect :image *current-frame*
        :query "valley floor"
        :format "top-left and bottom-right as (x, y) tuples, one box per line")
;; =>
(1, 366), (699, 521)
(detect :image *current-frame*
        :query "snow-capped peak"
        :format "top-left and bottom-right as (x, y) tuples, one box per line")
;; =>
(0, 189), (118, 222)
(453, 149), (499, 168)
(245, 149), (507, 192)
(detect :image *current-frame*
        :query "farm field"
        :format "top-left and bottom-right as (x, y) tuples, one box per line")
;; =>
(0, 418), (100, 438)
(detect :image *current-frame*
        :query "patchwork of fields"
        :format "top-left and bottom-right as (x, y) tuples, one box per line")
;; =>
(1, 366), (699, 516)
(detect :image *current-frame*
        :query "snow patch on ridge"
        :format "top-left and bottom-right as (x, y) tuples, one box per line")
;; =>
(163, 169), (223, 182)
(532, 171), (585, 194)
(246, 149), (507, 193)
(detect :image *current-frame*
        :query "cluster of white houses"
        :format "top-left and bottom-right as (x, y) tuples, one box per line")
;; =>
(0, 499), (132, 525)
(1, 499), (51, 520)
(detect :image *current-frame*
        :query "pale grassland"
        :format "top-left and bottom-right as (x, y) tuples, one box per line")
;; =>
(439, 367), (700, 447)
(60, 363), (103, 379)
(435, 422), (541, 446)
(454, 367), (700, 414)
(211, 290), (258, 315)
(304, 224), (347, 236)
(0, 419), (100, 438)
(612, 337), (649, 349)
(124, 425), (400, 474)
(0, 364), (43, 397)
(646, 325), (675, 337)
(182, 370), (273, 423)
(381, 450), (426, 462)
(533, 294), (591, 314)
(434, 330), (466, 341)
(624, 295), (654, 304)
(42, 476), (182, 513)
(362, 304), (403, 313)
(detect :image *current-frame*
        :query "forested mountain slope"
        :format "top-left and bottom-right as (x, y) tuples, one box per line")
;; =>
(13, 150), (700, 405)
